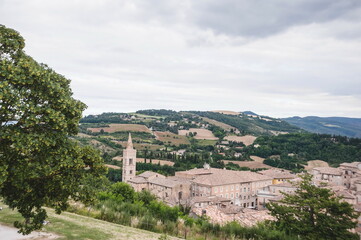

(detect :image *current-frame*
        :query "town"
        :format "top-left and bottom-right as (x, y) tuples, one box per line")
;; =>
(121, 133), (361, 232)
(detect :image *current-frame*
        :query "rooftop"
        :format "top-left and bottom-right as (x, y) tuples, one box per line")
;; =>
(259, 169), (296, 179)
(138, 171), (165, 179)
(313, 167), (342, 176)
(190, 168), (272, 186)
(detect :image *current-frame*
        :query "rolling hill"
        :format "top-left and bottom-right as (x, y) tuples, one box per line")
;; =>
(283, 116), (361, 138)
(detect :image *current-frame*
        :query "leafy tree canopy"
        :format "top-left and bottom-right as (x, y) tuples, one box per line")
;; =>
(0, 25), (105, 234)
(267, 174), (359, 240)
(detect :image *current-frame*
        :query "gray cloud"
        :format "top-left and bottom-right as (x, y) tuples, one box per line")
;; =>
(0, 0), (361, 118)
(190, 0), (361, 37)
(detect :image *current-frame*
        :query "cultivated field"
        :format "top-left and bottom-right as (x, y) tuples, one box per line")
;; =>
(225, 135), (257, 146)
(201, 117), (234, 131)
(89, 139), (115, 153)
(178, 128), (218, 140)
(211, 110), (240, 115)
(88, 124), (151, 133)
(222, 160), (271, 169)
(77, 133), (92, 138)
(250, 155), (265, 163)
(105, 164), (121, 169)
(154, 131), (190, 146)
(113, 141), (163, 151)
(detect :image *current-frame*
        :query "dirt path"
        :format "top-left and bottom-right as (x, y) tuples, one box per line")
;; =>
(0, 224), (58, 240)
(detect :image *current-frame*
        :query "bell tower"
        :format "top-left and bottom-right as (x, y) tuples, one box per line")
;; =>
(122, 133), (136, 183)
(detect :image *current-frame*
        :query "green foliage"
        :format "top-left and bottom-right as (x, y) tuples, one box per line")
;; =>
(267, 174), (359, 240)
(191, 111), (302, 136)
(80, 112), (129, 123)
(136, 109), (177, 116)
(106, 168), (122, 182)
(0, 25), (105, 234)
(250, 133), (361, 167)
(136, 190), (157, 205)
(110, 182), (135, 202)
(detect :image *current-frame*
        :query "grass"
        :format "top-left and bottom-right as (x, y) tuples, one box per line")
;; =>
(131, 113), (164, 120)
(154, 131), (190, 146)
(0, 203), (180, 240)
(196, 139), (217, 146)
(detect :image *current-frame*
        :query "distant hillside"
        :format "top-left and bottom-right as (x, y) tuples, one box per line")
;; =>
(283, 116), (361, 138)
(190, 111), (303, 136)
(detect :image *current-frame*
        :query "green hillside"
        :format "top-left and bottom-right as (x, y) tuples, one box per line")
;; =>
(283, 116), (361, 138)
(191, 111), (303, 136)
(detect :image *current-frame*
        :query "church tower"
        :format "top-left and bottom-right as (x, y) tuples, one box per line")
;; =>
(122, 133), (136, 183)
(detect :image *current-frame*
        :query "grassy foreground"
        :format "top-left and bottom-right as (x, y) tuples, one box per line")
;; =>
(0, 203), (181, 240)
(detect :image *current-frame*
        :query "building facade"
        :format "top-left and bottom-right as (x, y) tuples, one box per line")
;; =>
(122, 133), (136, 183)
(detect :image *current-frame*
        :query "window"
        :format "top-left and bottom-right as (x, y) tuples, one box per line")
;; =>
(226, 194), (229, 198)
(129, 158), (133, 165)
(220, 187), (223, 192)
(214, 187), (218, 193)
(225, 186), (228, 191)
(244, 188), (246, 192)
(231, 193), (234, 198)
(236, 185), (239, 190)
(231, 185), (234, 190)
(130, 170), (133, 174)
(244, 196), (246, 200)
(236, 193), (239, 197)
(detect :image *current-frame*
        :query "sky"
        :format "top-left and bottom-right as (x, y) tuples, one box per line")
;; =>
(1, 0), (361, 118)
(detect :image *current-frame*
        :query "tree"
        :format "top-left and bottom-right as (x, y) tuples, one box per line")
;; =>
(0, 25), (105, 234)
(110, 182), (135, 202)
(267, 174), (359, 240)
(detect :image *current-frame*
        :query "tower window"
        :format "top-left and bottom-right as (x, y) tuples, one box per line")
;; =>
(129, 158), (133, 165)
(130, 170), (133, 174)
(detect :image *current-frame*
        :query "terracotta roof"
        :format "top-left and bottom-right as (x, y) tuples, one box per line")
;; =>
(128, 176), (148, 184)
(270, 182), (295, 188)
(221, 205), (243, 214)
(149, 178), (181, 188)
(340, 162), (361, 168)
(313, 167), (342, 176)
(191, 168), (272, 186)
(259, 169), (296, 179)
(167, 176), (192, 184)
(191, 196), (230, 204)
(138, 171), (165, 179)
(336, 190), (356, 199)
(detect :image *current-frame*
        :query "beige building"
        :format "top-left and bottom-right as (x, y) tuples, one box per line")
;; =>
(257, 182), (298, 209)
(176, 165), (273, 208)
(339, 162), (361, 188)
(129, 171), (192, 206)
(122, 133), (136, 183)
(311, 167), (343, 186)
(258, 169), (296, 184)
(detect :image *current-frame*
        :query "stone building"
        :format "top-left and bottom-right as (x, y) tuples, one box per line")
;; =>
(257, 182), (298, 209)
(258, 169), (296, 184)
(176, 165), (273, 208)
(122, 133), (136, 183)
(311, 167), (343, 186)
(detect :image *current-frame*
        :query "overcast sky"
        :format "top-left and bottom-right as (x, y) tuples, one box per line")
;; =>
(1, 0), (361, 118)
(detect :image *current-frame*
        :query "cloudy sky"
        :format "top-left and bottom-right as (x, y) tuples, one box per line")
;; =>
(1, 0), (361, 118)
